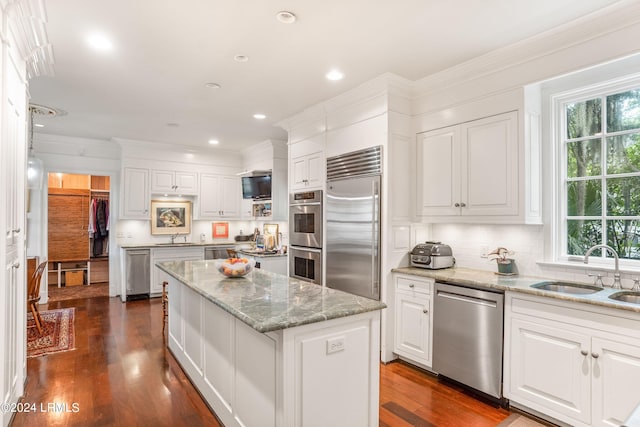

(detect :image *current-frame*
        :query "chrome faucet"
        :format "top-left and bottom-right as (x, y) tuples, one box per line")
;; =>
(583, 244), (622, 289)
(170, 233), (179, 244)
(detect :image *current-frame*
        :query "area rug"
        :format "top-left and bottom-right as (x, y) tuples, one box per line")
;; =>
(27, 308), (76, 358)
(497, 413), (549, 426)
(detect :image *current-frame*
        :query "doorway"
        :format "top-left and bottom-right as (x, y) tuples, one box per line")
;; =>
(46, 173), (110, 302)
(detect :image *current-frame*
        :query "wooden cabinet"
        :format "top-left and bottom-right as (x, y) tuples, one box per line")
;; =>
(393, 274), (433, 368)
(198, 174), (240, 219)
(416, 111), (518, 219)
(150, 247), (203, 295)
(290, 135), (324, 191)
(505, 293), (640, 427)
(48, 188), (90, 261)
(121, 167), (150, 219)
(150, 170), (198, 195)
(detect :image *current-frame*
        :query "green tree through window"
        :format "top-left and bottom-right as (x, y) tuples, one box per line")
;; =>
(565, 88), (640, 260)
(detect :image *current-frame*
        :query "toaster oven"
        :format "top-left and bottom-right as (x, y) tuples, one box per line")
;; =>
(410, 241), (455, 269)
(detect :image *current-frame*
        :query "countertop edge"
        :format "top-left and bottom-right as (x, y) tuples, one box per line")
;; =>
(392, 267), (640, 314)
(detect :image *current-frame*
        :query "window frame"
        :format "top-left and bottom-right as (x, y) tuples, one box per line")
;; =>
(552, 75), (640, 267)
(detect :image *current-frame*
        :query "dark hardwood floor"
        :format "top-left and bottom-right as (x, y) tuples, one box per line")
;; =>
(12, 295), (512, 427)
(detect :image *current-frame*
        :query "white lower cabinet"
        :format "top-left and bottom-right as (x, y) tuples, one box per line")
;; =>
(151, 247), (203, 295)
(505, 292), (640, 427)
(166, 273), (381, 427)
(243, 255), (287, 276)
(393, 274), (433, 368)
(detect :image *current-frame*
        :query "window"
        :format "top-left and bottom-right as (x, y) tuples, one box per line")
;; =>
(561, 86), (640, 261)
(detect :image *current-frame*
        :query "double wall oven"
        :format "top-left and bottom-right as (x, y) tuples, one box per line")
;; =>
(289, 190), (322, 285)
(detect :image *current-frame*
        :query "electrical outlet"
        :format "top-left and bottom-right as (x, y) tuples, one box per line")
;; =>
(326, 336), (345, 355)
(480, 244), (489, 258)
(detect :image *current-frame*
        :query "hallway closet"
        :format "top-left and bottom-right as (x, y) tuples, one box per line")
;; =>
(47, 173), (110, 287)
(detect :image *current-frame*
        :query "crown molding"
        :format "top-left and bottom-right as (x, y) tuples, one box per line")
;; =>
(414, 0), (640, 99)
(4, 0), (54, 78)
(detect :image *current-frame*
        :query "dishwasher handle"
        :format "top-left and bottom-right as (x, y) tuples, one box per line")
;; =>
(436, 290), (498, 308)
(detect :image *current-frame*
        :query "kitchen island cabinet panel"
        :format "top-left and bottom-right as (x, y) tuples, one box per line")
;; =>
(160, 261), (384, 427)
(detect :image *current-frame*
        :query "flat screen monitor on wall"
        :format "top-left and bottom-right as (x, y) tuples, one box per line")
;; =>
(241, 175), (272, 200)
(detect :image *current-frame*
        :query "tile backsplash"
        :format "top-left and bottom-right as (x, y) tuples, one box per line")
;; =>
(431, 223), (640, 289)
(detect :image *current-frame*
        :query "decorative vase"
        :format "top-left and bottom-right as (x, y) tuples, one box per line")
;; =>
(497, 259), (514, 274)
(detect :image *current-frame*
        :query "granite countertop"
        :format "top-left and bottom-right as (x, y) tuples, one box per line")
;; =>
(157, 260), (386, 333)
(121, 241), (236, 249)
(392, 266), (640, 314)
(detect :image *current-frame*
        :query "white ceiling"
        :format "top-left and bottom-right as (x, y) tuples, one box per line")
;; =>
(29, 0), (624, 152)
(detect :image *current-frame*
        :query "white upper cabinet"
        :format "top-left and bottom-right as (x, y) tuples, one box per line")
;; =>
(150, 170), (198, 195)
(198, 174), (240, 219)
(121, 167), (150, 219)
(416, 111), (521, 221)
(290, 134), (325, 191)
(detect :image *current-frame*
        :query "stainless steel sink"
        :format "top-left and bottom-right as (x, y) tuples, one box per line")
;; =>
(609, 291), (640, 304)
(530, 281), (603, 295)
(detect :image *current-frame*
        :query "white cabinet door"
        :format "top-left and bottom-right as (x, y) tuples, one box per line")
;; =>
(591, 337), (640, 427)
(394, 293), (431, 366)
(121, 167), (150, 219)
(290, 136), (325, 191)
(219, 175), (240, 218)
(461, 111), (518, 216)
(306, 152), (324, 188)
(253, 257), (287, 275)
(416, 111), (518, 218)
(393, 275), (432, 367)
(290, 155), (308, 189)
(150, 170), (175, 193)
(416, 125), (460, 216)
(151, 170), (198, 195)
(509, 317), (591, 424)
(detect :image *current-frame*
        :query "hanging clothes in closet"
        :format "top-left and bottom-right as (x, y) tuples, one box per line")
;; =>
(89, 196), (110, 257)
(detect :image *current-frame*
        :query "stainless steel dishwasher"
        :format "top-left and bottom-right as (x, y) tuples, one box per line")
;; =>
(125, 249), (150, 300)
(433, 281), (505, 400)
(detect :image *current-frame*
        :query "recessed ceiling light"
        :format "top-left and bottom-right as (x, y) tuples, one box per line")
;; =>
(276, 11), (297, 24)
(205, 82), (221, 89)
(253, 113), (266, 120)
(34, 123), (44, 128)
(234, 54), (249, 63)
(209, 139), (220, 145)
(326, 69), (344, 81)
(87, 33), (113, 51)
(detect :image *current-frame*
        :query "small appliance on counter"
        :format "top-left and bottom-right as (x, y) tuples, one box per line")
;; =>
(410, 241), (455, 269)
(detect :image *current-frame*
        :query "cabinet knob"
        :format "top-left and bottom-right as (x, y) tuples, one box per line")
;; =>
(13, 228), (21, 234)
(591, 352), (600, 359)
(460, 202), (466, 207)
(422, 309), (428, 314)
(454, 203), (460, 207)
(581, 350), (589, 356)
(12, 261), (20, 269)
(409, 283), (415, 288)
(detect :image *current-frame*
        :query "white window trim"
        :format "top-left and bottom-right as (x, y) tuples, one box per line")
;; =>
(549, 72), (640, 271)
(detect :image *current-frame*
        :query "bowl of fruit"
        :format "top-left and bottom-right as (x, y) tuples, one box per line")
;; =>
(216, 257), (255, 278)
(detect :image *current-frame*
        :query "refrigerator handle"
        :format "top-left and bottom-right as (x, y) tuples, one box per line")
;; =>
(372, 178), (381, 299)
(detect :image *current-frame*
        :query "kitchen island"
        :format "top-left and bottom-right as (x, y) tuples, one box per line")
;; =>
(156, 260), (386, 427)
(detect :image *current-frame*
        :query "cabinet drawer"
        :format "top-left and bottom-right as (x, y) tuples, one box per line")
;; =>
(397, 277), (431, 295)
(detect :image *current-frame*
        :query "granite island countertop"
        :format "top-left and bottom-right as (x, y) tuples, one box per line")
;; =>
(157, 260), (386, 333)
(392, 266), (640, 314)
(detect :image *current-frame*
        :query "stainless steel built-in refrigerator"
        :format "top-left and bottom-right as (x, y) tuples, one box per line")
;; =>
(326, 146), (381, 300)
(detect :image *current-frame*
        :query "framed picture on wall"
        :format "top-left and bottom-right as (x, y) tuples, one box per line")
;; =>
(151, 200), (192, 235)
(212, 222), (229, 239)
